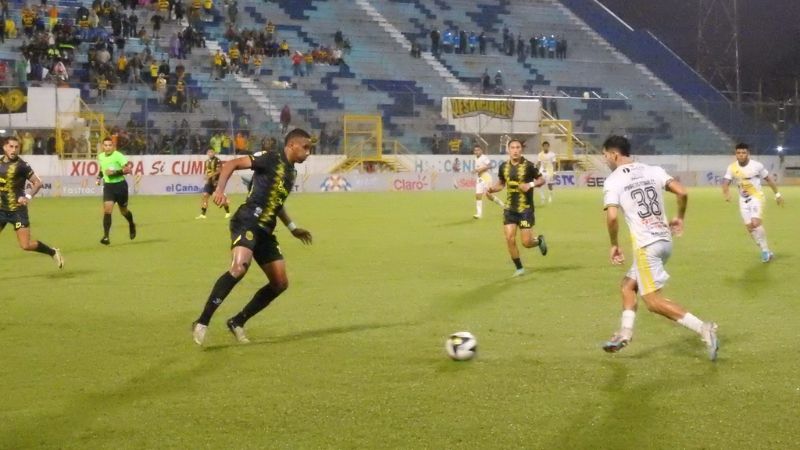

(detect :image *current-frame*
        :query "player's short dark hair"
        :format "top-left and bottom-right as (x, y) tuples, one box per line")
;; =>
(507, 138), (525, 147)
(3, 136), (19, 145)
(102, 136), (113, 143)
(542, 141), (550, 146)
(735, 142), (749, 151)
(284, 128), (311, 146)
(602, 135), (631, 157)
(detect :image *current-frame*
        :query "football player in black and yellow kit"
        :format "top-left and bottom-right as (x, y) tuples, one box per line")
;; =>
(192, 129), (313, 345)
(196, 148), (231, 219)
(0, 136), (63, 268)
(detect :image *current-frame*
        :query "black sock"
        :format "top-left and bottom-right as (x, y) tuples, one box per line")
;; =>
(197, 272), (242, 325)
(223, 204), (230, 213)
(201, 207), (207, 215)
(33, 241), (56, 256)
(122, 210), (134, 225)
(512, 258), (523, 270)
(231, 284), (284, 326)
(103, 213), (112, 237)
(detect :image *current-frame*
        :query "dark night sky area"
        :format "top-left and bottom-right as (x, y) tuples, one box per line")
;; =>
(600, 0), (800, 99)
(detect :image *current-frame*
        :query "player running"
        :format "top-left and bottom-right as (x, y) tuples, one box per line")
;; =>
(600, 136), (719, 361)
(96, 137), (136, 245)
(486, 139), (548, 277)
(0, 136), (63, 268)
(722, 143), (784, 262)
(192, 129), (313, 345)
(472, 144), (504, 219)
(536, 141), (557, 204)
(196, 149), (231, 219)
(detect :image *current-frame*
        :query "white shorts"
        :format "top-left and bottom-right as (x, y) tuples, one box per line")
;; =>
(626, 240), (672, 295)
(542, 171), (554, 184)
(476, 176), (491, 194)
(739, 197), (763, 224)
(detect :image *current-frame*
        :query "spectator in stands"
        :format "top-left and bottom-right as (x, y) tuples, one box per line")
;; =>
(150, 14), (163, 39)
(409, 43), (421, 59)
(234, 131), (248, 154)
(155, 73), (167, 100)
(478, 32), (486, 55)
(547, 35), (556, 58)
(209, 131), (222, 153)
(227, 0), (237, 25)
(468, 32), (477, 54)
(557, 36), (567, 59)
(278, 39), (289, 57)
(494, 70), (504, 94)
(442, 29), (454, 53)
(481, 70), (491, 94)
(304, 50), (313, 75)
(21, 132), (34, 155)
(517, 35), (525, 62)
(334, 29), (343, 47)
(213, 49), (223, 80)
(220, 133), (231, 154)
(458, 29), (467, 54)
(291, 50), (303, 77)
(280, 104), (291, 134)
(430, 28), (440, 55)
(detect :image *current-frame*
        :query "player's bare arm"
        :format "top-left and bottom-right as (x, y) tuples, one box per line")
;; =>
(519, 175), (545, 192)
(213, 156), (252, 205)
(606, 205), (624, 264)
(764, 174), (784, 206)
(721, 178), (732, 202)
(277, 208), (312, 245)
(666, 179), (688, 235)
(18, 173), (42, 206)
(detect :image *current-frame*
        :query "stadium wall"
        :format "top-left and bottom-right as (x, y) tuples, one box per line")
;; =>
(22, 155), (798, 197)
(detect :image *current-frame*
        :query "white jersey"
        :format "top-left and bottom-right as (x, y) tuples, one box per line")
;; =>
(475, 154), (492, 184)
(723, 159), (769, 201)
(603, 162), (674, 249)
(537, 151), (557, 174)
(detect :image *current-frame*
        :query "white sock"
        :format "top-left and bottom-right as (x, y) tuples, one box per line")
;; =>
(751, 226), (769, 252)
(476, 200), (483, 216)
(677, 312), (704, 334)
(549, 190), (554, 201)
(620, 310), (636, 337)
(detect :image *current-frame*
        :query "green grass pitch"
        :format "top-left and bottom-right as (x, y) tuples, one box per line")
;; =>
(1, 187), (799, 449)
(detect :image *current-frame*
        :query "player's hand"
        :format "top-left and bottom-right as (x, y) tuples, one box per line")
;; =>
(17, 196), (29, 206)
(291, 228), (312, 245)
(519, 182), (531, 193)
(122, 165), (132, 175)
(669, 217), (684, 237)
(212, 190), (227, 206)
(776, 196), (785, 207)
(610, 246), (624, 265)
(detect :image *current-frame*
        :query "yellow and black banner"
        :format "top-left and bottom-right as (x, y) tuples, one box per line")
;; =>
(0, 87), (28, 114)
(450, 98), (514, 119)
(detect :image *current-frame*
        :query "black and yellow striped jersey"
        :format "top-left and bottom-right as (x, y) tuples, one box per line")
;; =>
(204, 156), (221, 182)
(0, 156), (34, 211)
(498, 157), (541, 212)
(243, 151), (296, 231)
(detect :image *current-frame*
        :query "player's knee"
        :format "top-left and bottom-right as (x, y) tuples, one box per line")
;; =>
(20, 241), (35, 251)
(230, 262), (249, 278)
(272, 278), (288, 293)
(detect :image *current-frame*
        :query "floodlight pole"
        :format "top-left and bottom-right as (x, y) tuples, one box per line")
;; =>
(697, 0), (742, 106)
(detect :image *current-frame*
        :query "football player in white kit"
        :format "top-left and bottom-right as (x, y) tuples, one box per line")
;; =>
(537, 141), (557, 203)
(722, 143), (784, 263)
(472, 144), (505, 218)
(600, 136), (719, 361)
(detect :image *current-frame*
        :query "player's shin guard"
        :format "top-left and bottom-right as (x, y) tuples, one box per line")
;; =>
(231, 284), (284, 325)
(33, 241), (56, 256)
(102, 213), (112, 237)
(197, 272), (242, 325)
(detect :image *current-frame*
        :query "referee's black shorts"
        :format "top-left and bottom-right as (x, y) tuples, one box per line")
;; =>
(103, 180), (129, 207)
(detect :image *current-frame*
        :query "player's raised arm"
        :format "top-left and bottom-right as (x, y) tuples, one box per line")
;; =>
(213, 156), (252, 205)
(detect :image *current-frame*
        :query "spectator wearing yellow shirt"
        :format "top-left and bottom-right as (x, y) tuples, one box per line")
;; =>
(117, 54), (129, 83)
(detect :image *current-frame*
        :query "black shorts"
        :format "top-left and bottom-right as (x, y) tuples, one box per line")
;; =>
(203, 180), (217, 195)
(503, 208), (535, 229)
(0, 208), (30, 230)
(103, 180), (129, 207)
(229, 212), (283, 265)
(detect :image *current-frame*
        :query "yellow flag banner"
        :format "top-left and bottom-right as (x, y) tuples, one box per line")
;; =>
(0, 87), (28, 114)
(450, 98), (514, 119)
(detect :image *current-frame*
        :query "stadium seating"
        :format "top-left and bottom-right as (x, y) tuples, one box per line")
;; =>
(2, 0), (781, 154)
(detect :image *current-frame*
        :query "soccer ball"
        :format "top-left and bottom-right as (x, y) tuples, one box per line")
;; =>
(445, 331), (477, 361)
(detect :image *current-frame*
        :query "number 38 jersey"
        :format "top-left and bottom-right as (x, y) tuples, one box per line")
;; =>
(603, 162), (674, 249)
